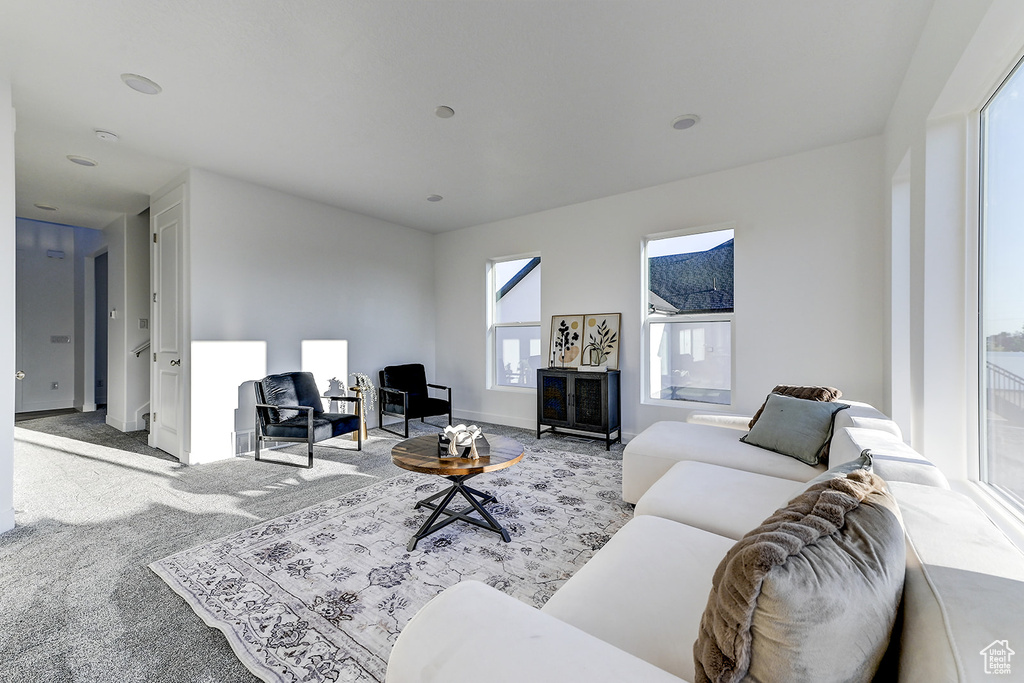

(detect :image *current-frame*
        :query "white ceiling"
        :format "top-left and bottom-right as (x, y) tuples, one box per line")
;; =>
(0, 0), (935, 234)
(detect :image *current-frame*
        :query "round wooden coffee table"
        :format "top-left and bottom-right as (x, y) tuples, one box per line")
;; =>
(391, 433), (524, 551)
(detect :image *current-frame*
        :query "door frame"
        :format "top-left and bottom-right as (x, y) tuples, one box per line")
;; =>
(149, 181), (190, 462)
(81, 246), (108, 412)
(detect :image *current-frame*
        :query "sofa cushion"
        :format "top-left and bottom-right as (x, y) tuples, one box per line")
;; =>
(748, 384), (842, 429)
(833, 400), (903, 439)
(829, 427), (949, 488)
(634, 461), (806, 540)
(622, 421), (824, 504)
(386, 580), (684, 683)
(542, 515), (736, 683)
(804, 450), (872, 487)
(693, 470), (905, 683)
(740, 393), (849, 465)
(888, 482), (1024, 683)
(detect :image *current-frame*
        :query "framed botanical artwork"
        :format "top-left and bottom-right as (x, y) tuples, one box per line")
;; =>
(580, 313), (621, 371)
(550, 315), (585, 368)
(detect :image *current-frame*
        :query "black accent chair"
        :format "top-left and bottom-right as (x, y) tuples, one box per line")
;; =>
(254, 371), (361, 468)
(378, 364), (452, 438)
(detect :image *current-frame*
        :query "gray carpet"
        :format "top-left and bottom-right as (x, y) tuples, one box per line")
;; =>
(1, 412), (623, 682)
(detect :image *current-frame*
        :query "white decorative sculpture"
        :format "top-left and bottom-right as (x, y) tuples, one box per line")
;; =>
(443, 424), (483, 459)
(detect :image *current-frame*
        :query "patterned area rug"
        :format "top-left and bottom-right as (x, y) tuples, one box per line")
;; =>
(150, 448), (630, 683)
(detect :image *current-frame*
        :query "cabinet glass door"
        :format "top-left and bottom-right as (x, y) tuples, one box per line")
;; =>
(541, 372), (571, 426)
(573, 374), (606, 429)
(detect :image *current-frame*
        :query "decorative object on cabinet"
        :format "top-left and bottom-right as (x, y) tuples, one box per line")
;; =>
(579, 313), (620, 371)
(549, 315), (584, 368)
(537, 368), (621, 449)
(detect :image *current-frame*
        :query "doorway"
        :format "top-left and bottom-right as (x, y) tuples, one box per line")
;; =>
(94, 252), (108, 406)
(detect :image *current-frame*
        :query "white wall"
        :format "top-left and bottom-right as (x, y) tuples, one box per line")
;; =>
(1, 80), (15, 533)
(104, 211), (151, 432)
(15, 219), (77, 411)
(435, 137), (886, 437)
(183, 169), (436, 462)
(882, 0), (1024, 479)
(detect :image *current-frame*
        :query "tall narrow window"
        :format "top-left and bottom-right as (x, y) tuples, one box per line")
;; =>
(981, 56), (1024, 510)
(491, 256), (541, 388)
(643, 228), (734, 405)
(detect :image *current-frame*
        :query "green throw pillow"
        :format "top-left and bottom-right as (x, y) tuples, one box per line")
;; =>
(740, 393), (849, 465)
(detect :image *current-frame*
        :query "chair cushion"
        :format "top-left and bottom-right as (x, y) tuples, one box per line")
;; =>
(381, 364), (428, 394)
(264, 413), (360, 441)
(693, 470), (905, 683)
(382, 392), (450, 420)
(261, 372), (323, 422)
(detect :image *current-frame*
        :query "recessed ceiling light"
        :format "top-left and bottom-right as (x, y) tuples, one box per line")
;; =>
(434, 106), (455, 119)
(95, 129), (119, 142)
(34, 203), (58, 211)
(427, 194), (444, 202)
(672, 114), (700, 130)
(67, 155), (98, 167)
(121, 73), (162, 95)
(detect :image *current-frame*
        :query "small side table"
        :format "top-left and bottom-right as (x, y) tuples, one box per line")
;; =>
(391, 434), (524, 551)
(349, 386), (369, 441)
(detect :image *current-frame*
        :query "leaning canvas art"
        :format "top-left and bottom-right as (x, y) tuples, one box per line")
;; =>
(580, 313), (620, 370)
(549, 315), (584, 368)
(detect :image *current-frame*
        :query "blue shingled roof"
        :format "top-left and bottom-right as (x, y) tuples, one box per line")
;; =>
(649, 239), (733, 313)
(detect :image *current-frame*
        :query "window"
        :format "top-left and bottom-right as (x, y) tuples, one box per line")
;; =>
(643, 227), (734, 405)
(490, 256), (541, 388)
(980, 56), (1024, 510)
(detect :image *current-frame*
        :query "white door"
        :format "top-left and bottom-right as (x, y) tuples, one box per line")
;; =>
(150, 190), (184, 458)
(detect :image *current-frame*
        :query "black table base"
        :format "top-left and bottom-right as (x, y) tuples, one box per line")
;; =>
(407, 474), (509, 551)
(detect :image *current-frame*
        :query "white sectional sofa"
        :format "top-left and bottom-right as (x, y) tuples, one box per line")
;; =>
(386, 398), (1024, 682)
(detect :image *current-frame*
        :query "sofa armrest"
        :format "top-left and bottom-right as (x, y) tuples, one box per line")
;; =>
(685, 412), (751, 431)
(386, 581), (685, 683)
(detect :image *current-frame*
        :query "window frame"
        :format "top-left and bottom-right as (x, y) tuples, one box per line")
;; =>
(641, 223), (736, 409)
(487, 253), (541, 391)
(978, 53), (1024, 517)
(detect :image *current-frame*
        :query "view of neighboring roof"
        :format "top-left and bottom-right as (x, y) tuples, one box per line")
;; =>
(649, 239), (734, 313)
(496, 257), (540, 300)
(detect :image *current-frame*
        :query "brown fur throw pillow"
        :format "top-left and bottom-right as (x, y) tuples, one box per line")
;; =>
(747, 384), (842, 430)
(693, 470), (904, 683)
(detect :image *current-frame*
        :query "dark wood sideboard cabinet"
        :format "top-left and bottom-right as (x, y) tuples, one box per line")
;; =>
(537, 368), (621, 450)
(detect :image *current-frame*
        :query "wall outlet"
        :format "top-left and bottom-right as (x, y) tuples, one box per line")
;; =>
(51, 382), (58, 390)
(139, 318), (149, 330)
(97, 379), (104, 388)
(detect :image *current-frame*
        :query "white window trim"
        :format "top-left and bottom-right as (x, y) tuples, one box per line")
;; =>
(976, 53), (1024, 517)
(487, 254), (541, 392)
(641, 223), (736, 409)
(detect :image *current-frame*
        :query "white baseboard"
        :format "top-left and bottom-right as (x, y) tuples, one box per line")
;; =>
(454, 408), (636, 443)
(451, 409), (535, 431)
(106, 415), (129, 432)
(18, 399), (75, 413)
(81, 402), (97, 413)
(0, 507), (14, 534)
